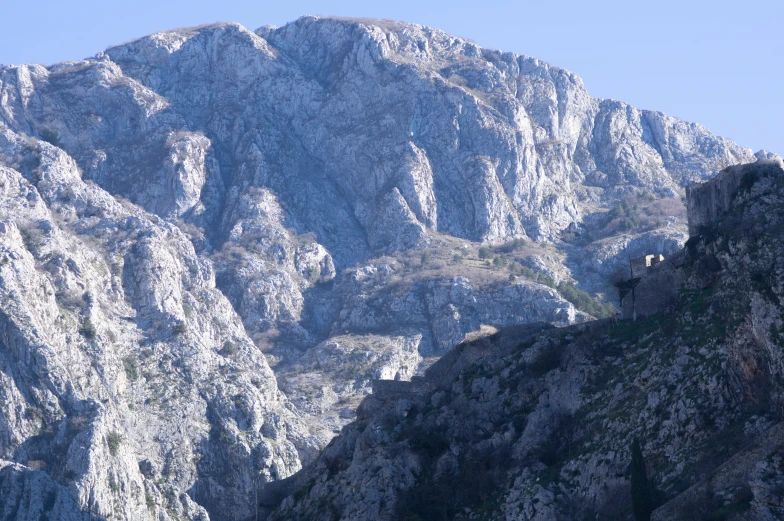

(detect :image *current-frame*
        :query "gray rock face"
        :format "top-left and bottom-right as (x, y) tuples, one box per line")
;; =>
(0, 15), (765, 521)
(569, 225), (689, 299)
(1, 18), (753, 249)
(330, 267), (584, 353)
(0, 132), (310, 521)
(266, 161), (784, 521)
(277, 333), (424, 446)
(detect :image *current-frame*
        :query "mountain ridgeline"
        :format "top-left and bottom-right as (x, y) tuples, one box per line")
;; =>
(0, 15), (777, 521)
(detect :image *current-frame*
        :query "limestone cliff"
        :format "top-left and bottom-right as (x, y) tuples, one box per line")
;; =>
(0, 15), (768, 521)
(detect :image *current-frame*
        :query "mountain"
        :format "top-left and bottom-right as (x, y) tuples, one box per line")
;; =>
(265, 159), (784, 521)
(0, 15), (765, 521)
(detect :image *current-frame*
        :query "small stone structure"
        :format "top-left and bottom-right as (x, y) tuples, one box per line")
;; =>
(370, 323), (552, 400)
(630, 253), (665, 279)
(619, 159), (784, 319)
(621, 252), (684, 319)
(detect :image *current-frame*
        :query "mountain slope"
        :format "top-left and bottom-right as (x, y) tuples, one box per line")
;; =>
(0, 16), (765, 521)
(266, 159), (784, 521)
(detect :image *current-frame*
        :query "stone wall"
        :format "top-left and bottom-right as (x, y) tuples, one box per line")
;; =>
(371, 376), (432, 400)
(630, 254), (665, 279)
(621, 252), (685, 318)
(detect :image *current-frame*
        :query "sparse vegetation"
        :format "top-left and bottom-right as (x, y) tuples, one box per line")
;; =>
(123, 356), (139, 381)
(57, 288), (87, 311)
(495, 237), (527, 253)
(219, 341), (239, 357)
(527, 344), (562, 377)
(18, 222), (45, 257)
(593, 195), (686, 240)
(556, 282), (616, 319)
(172, 322), (187, 336)
(25, 406), (43, 424)
(630, 438), (654, 521)
(107, 431), (123, 456)
(145, 491), (156, 511)
(79, 318), (97, 340)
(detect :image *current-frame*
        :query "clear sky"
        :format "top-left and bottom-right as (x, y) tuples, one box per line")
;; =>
(1, 0), (781, 154)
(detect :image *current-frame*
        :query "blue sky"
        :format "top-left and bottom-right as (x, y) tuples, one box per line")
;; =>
(1, 0), (781, 154)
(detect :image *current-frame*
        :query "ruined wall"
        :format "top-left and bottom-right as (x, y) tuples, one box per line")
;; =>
(622, 255), (684, 318)
(630, 254), (665, 279)
(371, 376), (432, 399)
(686, 159), (784, 236)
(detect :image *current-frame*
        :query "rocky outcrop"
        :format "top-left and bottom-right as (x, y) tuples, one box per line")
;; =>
(0, 131), (311, 521)
(0, 460), (107, 521)
(265, 161), (784, 521)
(276, 333), (424, 446)
(686, 158), (784, 235)
(329, 265), (584, 354)
(652, 422), (784, 521)
(568, 224), (689, 298)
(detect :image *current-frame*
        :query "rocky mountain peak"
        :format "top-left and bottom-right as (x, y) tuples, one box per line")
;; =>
(0, 16), (772, 521)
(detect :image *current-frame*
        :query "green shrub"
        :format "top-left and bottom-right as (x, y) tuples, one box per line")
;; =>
(123, 356), (139, 381)
(79, 318), (96, 340)
(219, 341), (238, 357)
(527, 345), (562, 377)
(172, 322), (187, 336)
(18, 226), (42, 256)
(107, 431), (123, 456)
(514, 265), (556, 288)
(478, 247), (492, 260)
(737, 171), (759, 195)
(409, 429), (449, 459)
(145, 491), (155, 511)
(557, 282), (615, 319)
(497, 237), (526, 252)
(25, 406), (43, 423)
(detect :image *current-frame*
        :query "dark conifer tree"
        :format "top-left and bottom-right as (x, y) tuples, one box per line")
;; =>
(630, 437), (653, 521)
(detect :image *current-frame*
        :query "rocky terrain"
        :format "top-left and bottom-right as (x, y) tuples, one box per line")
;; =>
(0, 14), (771, 521)
(266, 159), (784, 521)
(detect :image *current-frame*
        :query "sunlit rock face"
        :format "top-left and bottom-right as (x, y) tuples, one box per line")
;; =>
(0, 15), (758, 521)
